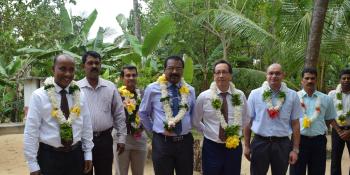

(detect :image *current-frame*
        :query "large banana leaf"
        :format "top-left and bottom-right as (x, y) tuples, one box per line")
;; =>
(125, 33), (142, 56)
(141, 16), (175, 57)
(81, 9), (98, 36)
(94, 27), (104, 51)
(183, 54), (193, 83)
(60, 5), (73, 36)
(116, 14), (128, 33)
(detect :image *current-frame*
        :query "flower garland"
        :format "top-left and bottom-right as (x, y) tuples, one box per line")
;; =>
(44, 77), (81, 143)
(297, 91), (321, 128)
(335, 84), (350, 126)
(262, 81), (287, 119)
(118, 86), (143, 138)
(157, 74), (190, 131)
(210, 82), (243, 149)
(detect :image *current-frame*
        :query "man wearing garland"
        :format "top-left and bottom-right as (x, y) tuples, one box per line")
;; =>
(117, 65), (147, 175)
(77, 51), (127, 175)
(139, 55), (196, 175)
(244, 63), (302, 175)
(24, 54), (94, 175)
(328, 68), (350, 175)
(193, 60), (249, 175)
(290, 67), (339, 175)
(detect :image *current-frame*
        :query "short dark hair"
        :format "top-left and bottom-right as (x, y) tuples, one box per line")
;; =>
(339, 69), (350, 78)
(53, 54), (73, 66)
(301, 67), (317, 78)
(82, 51), (101, 64)
(213, 59), (233, 74)
(120, 65), (138, 77)
(164, 55), (184, 69)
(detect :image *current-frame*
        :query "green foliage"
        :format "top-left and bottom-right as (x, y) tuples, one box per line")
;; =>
(183, 54), (194, 83)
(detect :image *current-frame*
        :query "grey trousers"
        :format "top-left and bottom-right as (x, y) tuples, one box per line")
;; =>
(118, 149), (147, 175)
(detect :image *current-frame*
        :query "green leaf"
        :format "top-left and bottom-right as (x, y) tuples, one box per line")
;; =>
(0, 64), (7, 77)
(81, 9), (98, 36)
(125, 34), (142, 56)
(183, 54), (193, 83)
(119, 53), (142, 64)
(93, 27), (104, 50)
(102, 69), (110, 79)
(116, 14), (128, 32)
(59, 5), (73, 36)
(142, 16), (175, 57)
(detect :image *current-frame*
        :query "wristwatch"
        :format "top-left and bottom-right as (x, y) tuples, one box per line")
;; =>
(292, 147), (299, 154)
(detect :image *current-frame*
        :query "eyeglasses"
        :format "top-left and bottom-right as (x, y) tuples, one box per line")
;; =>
(165, 67), (183, 72)
(267, 72), (282, 76)
(214, 71), (230, 75)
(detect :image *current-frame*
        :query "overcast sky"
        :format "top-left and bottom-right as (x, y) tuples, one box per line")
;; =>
(65, 0), (133, 42)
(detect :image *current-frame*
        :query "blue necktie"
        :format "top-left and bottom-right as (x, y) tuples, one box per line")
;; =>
(170, 84), (182, 135)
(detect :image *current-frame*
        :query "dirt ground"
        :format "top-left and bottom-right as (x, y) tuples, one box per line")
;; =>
(1, 134), (349, 175)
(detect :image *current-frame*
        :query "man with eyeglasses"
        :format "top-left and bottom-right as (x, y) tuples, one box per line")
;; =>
(116, 65), (147, 175)
(77, 51), (127, 175)
(139, 55), (196, 175)
(193, 60), (249, 175)
(244, 63), (302, 175)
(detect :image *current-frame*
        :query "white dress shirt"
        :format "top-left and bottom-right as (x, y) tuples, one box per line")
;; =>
(193, 86), (249, 143)
(78, 77), (127, 143)
(329, 90), (350, 126)
(23, 82), (94, 173)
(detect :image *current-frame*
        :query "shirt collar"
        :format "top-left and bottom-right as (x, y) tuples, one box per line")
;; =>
(217, 85), (232, 95)
(80, 77), (107, 89)
(167, 82), (182, 88)
(53, 81), (70, 94)
(300, 89), (320, 98)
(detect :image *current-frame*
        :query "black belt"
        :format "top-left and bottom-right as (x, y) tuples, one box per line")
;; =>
(154, 132), (191, 142)
(93, 127), (113, 137)
(39, 141), (81, 152)
(301, 134), (325, 139)
(340, 126), (350, 130)
(255, 134), (289, 142)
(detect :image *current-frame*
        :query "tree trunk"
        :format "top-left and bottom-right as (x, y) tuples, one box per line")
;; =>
(304, 0), (329, 68)
(133, 0), (141, 42)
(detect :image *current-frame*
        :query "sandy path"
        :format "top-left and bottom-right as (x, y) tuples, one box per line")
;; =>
(1, 134), (349, 175)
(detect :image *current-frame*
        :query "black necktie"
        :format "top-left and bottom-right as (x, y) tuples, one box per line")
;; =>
(60, 90), (70, 119)
(219, 92), (228, 141)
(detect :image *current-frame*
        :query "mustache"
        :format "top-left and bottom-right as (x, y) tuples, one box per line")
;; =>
(91, 68), (99, 72)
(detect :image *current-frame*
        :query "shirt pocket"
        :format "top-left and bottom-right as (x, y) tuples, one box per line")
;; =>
(103, 96), (112, 112)
(280, 101), (293, 120)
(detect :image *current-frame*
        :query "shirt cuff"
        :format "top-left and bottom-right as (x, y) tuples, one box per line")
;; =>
(28, 161), (40, 173)
(117, 135), (126, 144)
(84, 151), (92, 160)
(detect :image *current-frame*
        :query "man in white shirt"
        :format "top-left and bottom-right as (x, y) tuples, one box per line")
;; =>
(328, 68), (350, 175)
(23, 54), (94, 175)
(193, 60), (249, 175)
(78, 51), (127, 175)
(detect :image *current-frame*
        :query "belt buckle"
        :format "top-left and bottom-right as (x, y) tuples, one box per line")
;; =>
(173, 135), (183, 142)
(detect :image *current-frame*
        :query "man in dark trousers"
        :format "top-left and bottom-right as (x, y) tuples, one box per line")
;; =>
(78, 51), (127, 175)
(24, 54), (93, 175)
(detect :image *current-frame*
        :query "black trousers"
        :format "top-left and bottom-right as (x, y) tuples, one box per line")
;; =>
(152, 132), (194, 175)
(37, 143), (84, 175)
(331, 128), (350, 175)
(202, 138), (242, 175)
(87, 131), (114, 175)
(250, 135), (291, 175)
(290, 135), (327, 175)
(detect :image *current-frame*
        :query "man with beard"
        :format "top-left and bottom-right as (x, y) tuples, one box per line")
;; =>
(244, 63), (302, 175)
(290, 67), (339, 175)
(77, 51), (127, 175)
(139, 55), (196, 175)
(24, 54), (93, 175)
(193, 60), (249, 175)
(328, 69), (350, 175)
(117, 65), (147, 175)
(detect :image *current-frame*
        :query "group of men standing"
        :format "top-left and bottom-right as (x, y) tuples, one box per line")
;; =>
(23, 52), (350, 175)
